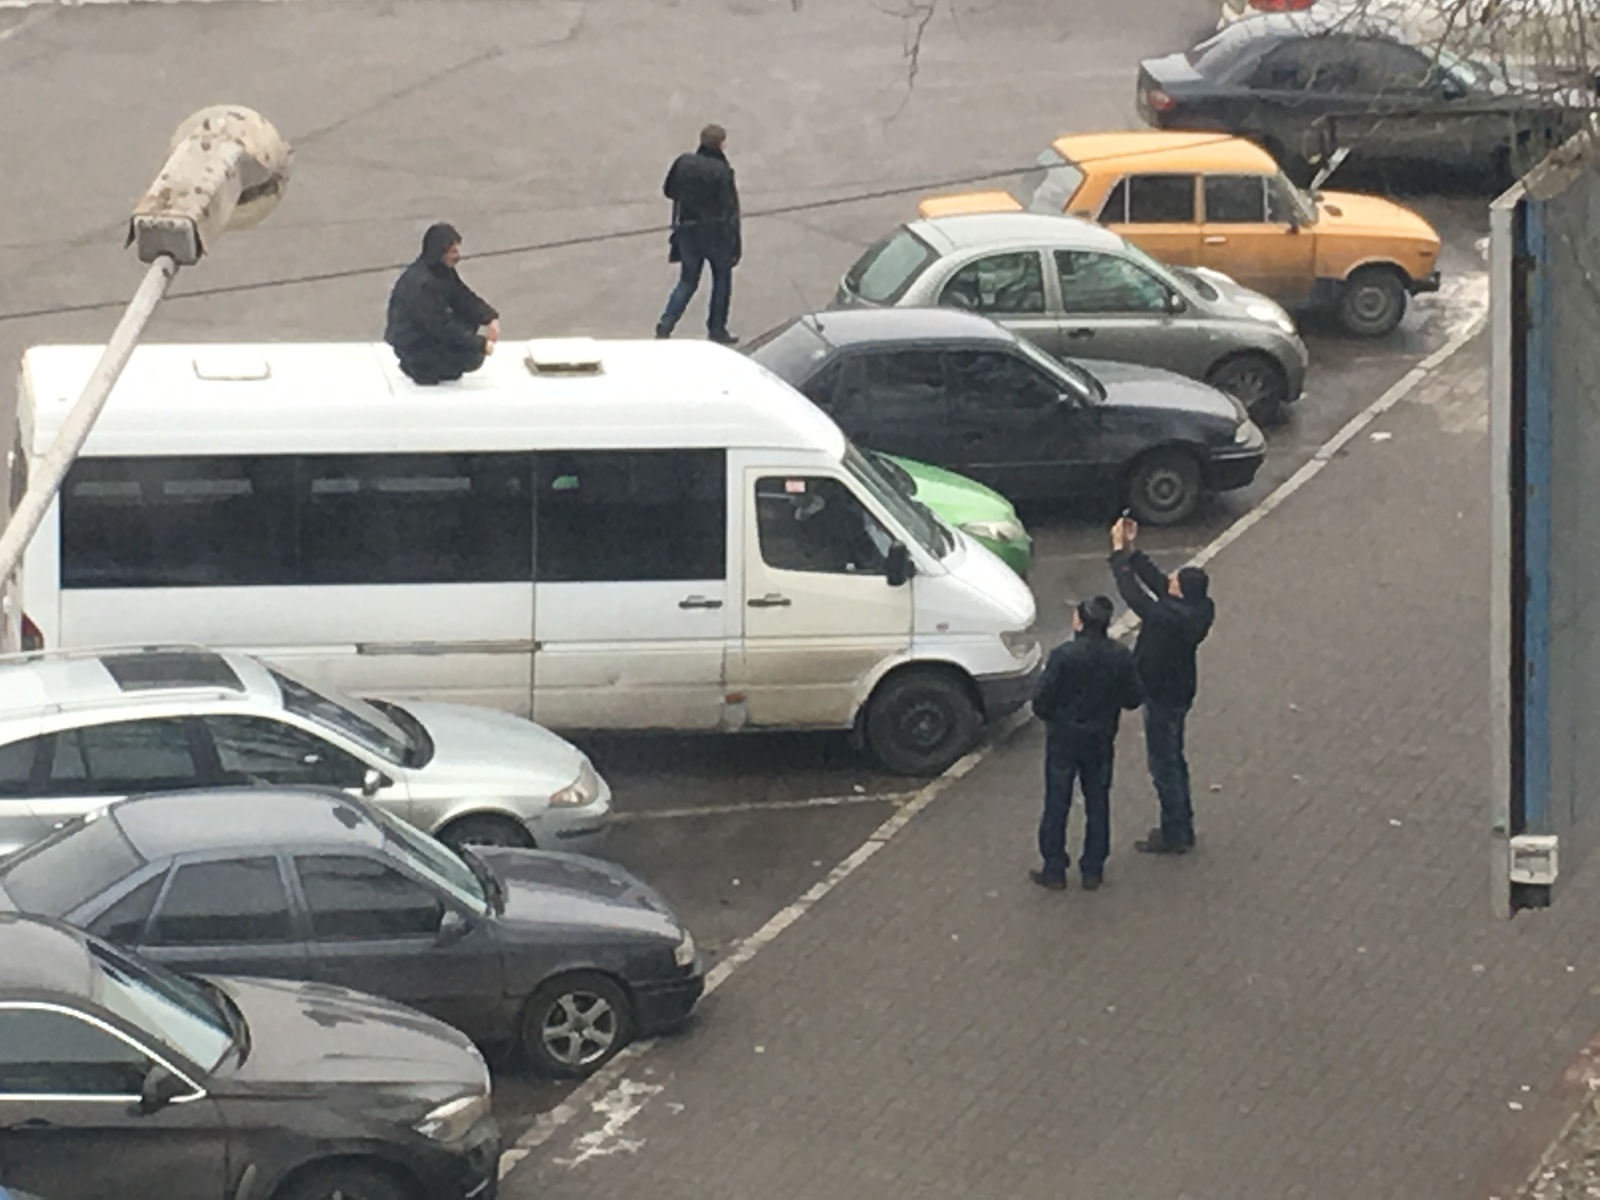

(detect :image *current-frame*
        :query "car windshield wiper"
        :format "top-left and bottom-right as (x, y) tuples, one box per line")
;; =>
(458, 846), (505, 915)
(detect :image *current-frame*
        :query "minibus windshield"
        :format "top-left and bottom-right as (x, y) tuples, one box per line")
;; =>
(844, 443), (953, 559)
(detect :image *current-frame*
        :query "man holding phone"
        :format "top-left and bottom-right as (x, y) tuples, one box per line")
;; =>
(1109, 515), (1215, 854)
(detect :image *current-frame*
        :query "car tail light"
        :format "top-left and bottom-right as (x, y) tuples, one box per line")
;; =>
(1250, 0), (1315, 10)
(1146, 89), (1177, 113)
(20, 615), (41, 652)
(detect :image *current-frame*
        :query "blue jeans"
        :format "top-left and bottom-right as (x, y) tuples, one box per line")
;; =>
(1037, 735), (1114, 882)
(1143, 701), (1194, 844)
(659, 244), (733, 337)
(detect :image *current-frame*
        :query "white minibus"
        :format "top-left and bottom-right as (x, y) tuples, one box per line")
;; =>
(14, 337), (1040, 774)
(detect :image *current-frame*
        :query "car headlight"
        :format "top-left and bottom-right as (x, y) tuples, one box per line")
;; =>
(1245, 301), (1297, 337)
(1234, 420), (1265, 449)
(551, 759), (601, 808)
(674, 928), (697, 968)
(414, 1092), (491, 1142)
(1000, 628), (1039, 660)
(961, 518), (1027, 543)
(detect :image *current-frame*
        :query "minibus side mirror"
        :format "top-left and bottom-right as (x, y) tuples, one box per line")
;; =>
(886, 542), (915, 588)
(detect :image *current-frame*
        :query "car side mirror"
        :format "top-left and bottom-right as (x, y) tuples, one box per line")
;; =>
(885, 541), (915, 588)
(1165, 292), (1186, 315)
(361, 768), (392, 799)
(437, 909), (474, 946)
(1440, 76), (1467, 100)
(137, 1063), (189, 1116)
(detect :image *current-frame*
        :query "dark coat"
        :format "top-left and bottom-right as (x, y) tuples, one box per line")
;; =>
(1110, 548), (1215, 707)
(664, 145), (741, 264)
(384, 224), (499, 382)
(1031, 626), (1143, 749)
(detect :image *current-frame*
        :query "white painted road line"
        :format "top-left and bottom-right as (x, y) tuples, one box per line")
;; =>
(606, 791), (914, 824)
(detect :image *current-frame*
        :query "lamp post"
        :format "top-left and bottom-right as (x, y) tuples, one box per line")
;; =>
(0, 105), (291, 651)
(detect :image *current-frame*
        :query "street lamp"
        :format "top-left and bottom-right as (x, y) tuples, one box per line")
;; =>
(0, 105), (292, 651)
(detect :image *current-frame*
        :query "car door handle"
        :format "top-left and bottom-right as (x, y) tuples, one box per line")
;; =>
(1065, 327), (1095, 339)
(678, 595), (724, 610)
(4, 1117), (53, 1130)
(747, 594), (792, 609)
(1204, 235), (1228, 245)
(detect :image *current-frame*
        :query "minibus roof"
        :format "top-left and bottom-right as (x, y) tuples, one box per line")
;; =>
(19, 339), (847, 458)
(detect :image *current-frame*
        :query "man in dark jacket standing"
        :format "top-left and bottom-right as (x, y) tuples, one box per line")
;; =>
(655, 124), (742, 345)
(385, 223), (500, 385)
(1030, 595), (1143, 892)
(1109, 517), (1216, 855)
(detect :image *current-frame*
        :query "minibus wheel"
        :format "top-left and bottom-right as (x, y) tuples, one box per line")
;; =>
(865, 667), (982, 776)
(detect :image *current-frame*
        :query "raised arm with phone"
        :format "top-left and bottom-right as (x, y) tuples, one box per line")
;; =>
(1108, 517), (1215, 855)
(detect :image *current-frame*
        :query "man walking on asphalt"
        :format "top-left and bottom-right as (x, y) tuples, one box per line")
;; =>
(655, 123), (742, 345)
(1109, 517), (1215, 855)
(385, 223), (500, 385)
(1030, 595), (1143, 892)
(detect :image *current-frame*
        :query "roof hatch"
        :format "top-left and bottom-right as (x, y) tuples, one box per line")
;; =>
(191, 352), (272, 381)
(525, 338), (604, 376)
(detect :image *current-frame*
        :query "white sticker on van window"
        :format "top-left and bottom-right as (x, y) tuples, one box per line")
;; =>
(785, 480), (806, 493)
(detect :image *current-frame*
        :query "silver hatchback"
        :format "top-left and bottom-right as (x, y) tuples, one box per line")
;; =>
(833, 211), (1309, 423)
(0, 645), (611, 859)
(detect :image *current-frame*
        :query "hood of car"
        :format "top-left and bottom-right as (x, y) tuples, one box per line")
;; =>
(210, 975), (488, 1091)
(917, 190), (1024, 220)
(1313, 191), (1441, 247)
(474, 847), (683, 941)
(888, 455), (1020, 527)
(395, 700), (590, 796)
(1079, 358), (1247, 423)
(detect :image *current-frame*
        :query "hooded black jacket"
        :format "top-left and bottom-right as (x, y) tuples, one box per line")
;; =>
(1110, 548), (1215, 707)
(1031, 626), (1143, 748)
(664, 145), (741, 262)
(384, 224), (499, 380)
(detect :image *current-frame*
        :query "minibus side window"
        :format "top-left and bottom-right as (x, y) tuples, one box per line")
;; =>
(535, 450), (725, 584)
(754, 477), (890, 576)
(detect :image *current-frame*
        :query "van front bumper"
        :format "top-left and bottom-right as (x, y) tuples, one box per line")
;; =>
(976, 660), (1043, 720)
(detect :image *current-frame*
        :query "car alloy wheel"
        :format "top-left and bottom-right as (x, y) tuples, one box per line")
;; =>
(523, 972), (634, 1077)
(544, 991), (618, 1067)
(1207, 353), (1288, 424)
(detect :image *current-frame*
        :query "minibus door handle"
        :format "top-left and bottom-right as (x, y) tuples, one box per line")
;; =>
(747, 593), (792, 609)
(678, 595), (724, 610)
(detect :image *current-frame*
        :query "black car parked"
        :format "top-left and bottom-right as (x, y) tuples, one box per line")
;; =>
(0, 912), (500, 1200)
(1138, 11), (1588, 183)
(748, 307), (1265, 525)
(0, 788), (704, 1079)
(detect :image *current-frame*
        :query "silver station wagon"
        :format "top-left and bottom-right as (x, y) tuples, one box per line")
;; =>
(0, 645), (611, 859)
(833, 211), (1310, 423)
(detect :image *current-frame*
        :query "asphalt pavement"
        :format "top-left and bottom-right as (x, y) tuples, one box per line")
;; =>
(0, 0), (1494, 1154)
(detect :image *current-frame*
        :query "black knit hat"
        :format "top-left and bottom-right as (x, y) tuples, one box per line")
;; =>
(1076, 595), (1114, 633)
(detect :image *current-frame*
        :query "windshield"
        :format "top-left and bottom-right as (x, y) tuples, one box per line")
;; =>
(844, 227), (939, 305)
(745, 317), (833, 385)
(371, 805), (489, 915)
(844, 443), (953, 558)
(270, 667), (412, 766)
(1018, 338), (1104, 402)
(1012, 149), (1085, 214)
(1184, 22), (1263, 77)
(91, 938), (233, 1072)
(0, 810), (142, 917)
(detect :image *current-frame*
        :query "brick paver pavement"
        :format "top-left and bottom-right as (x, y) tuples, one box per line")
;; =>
(506, 331), (1600, 1199)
